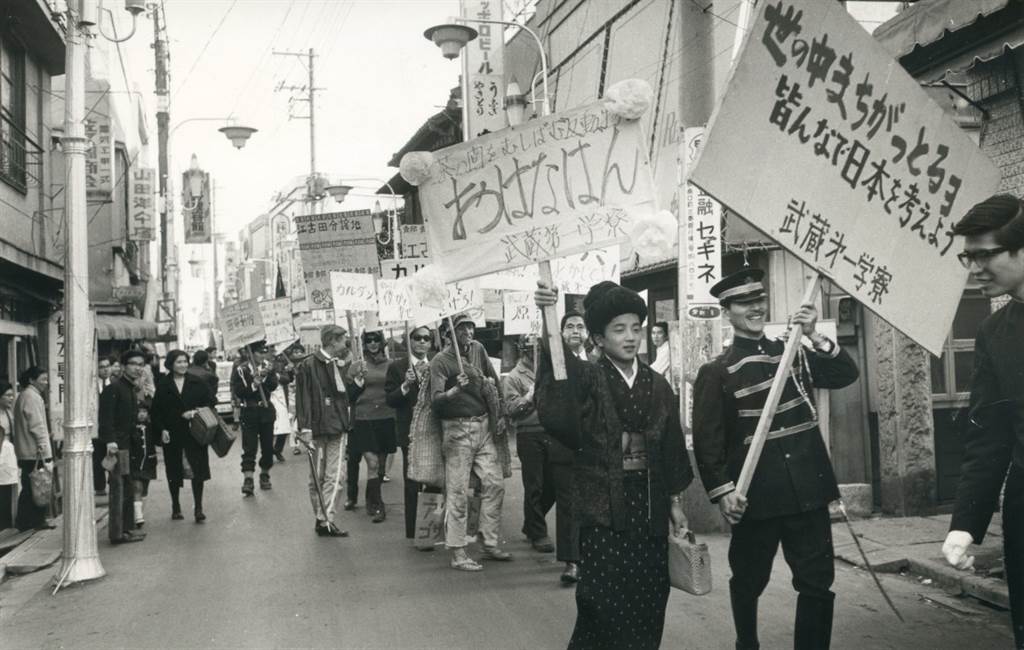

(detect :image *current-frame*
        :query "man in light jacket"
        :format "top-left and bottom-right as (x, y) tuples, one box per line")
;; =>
(13, 367), (53, 532)
(294, 325), (364, 537)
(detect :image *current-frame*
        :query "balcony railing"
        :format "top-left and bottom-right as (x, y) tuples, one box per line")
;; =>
(0, 112), (44, 193)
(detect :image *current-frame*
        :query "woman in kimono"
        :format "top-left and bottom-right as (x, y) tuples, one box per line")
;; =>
(534, 280), (693, 650)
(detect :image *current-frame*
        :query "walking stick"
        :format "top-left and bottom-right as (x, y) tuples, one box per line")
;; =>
(838, 501), (905, 622)
(735, 275), (822, 497)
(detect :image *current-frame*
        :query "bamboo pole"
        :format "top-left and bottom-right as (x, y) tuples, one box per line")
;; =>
(538, 262), (566, 380)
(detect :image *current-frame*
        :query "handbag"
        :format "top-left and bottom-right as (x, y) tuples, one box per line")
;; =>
(414, 491), (445, 550)
(29, 454), (53, 508)
(210, 413), (237, 458)
(408, 371), (445, 488)
(190, 407), (219, 445)
(668, 530), (713, 595)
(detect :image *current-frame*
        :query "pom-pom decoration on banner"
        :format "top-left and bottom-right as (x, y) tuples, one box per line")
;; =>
(410, 265), (448, 309)
(630, 209), (678, 261)
(399, 151), (436, 187)
(602, 79), (654, 120)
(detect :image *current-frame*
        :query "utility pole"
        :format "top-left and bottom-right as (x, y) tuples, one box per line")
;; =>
(273, 48), (323, 214)
(153, 4), (174, 336)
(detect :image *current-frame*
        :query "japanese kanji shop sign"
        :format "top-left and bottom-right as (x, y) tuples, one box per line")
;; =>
(258, 297), (296, 347)
(220, 299), (265, 352)
(294, 209), (377, 310)
(690, 0), (1000, 355)
(461, 0), (506, 138)
(419, 102), (655, 283)
(84, 113), (113, 198)
(182, 167), (212, 244)
(683, 127), (721, 320)
(399, 224), (430, 259)
(380, 257), (430, 280)
(129, 167), (156, 241)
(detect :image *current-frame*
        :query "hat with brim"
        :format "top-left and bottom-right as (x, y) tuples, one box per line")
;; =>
(440, 312), (474, 335)
(710, 269), (767, 305)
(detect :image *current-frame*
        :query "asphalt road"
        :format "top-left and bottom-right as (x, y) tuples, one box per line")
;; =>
(1, 445), (1016, 649)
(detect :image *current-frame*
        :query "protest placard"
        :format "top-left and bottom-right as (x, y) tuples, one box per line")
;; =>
(258, 298), (296, 347)
(380, 257), (430, 280)
(418, 102), (656, 283)
(475, 246), (620, 293)
(220, 299), (264, 352)
(690, 0), (1000, 355)
(409, 281), (485, 328)
(329, 272), (378, 313)
(503, 291), (542, 336)
(295, 209), (377, 309)
(377, 278), (413, 323)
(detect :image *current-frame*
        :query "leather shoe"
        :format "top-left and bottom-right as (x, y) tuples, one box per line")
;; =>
(259, 473), (272, 490)
(171, 509), (184, 520)
(560, 562), (579, 585)
(371, 506), (386, 523)
(112, 531), (146, 544)
(531, 536), (555, 553)
(195, 510), (206, 523)
(241, 477), (254, 496)
(343, 500), (356, 511)
(481, 545), (512, 561)
(315, 521), (349, 537)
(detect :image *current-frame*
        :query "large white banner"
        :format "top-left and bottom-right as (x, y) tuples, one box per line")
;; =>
(690, 0), (1000, 355)
(419, 102), (656, 283)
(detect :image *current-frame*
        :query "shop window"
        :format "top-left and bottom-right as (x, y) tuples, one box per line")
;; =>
(931, 289), (990, 406)
(0, 32), (27, 191)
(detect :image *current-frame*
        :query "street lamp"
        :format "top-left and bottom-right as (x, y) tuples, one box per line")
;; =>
(218, 125), (258, 149)
(325, 183), (353, 203)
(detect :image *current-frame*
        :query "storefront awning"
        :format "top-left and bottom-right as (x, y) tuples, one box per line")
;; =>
(874, 0), (1010, 59)
(95, 314), (159, 341)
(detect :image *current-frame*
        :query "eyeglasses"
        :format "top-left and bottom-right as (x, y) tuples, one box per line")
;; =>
(957, 247), (1008, 268)
(410, 334), (432, 343)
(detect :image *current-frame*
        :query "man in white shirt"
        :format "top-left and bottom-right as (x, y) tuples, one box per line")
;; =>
(561, 312), (590, 362)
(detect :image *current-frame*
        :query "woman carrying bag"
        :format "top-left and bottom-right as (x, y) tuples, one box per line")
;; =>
(12, 367), (53, 532)
(152, 350), (216, 522)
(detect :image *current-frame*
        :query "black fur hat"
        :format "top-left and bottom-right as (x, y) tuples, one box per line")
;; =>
(583, 281), (648, 336)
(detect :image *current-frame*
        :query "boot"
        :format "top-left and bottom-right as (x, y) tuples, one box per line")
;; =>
(170, 485), (183, 519)
(730, 587), (760, 650)
(241, 473), (255, 497)
(259, 472), (272, 490)
(794, 594), (834, 650)
(366, 478), (385, 522)
(193, 480), (206, 522)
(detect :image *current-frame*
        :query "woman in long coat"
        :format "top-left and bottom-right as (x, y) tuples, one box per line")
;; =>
(152, 350), (216, 522)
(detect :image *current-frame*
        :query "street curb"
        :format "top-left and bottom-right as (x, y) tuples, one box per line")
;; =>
(0, 507), (109, 585)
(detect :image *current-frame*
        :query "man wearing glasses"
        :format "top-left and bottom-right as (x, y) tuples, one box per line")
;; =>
(99, 350), (147, 544)
(942, 193), (1024, 649)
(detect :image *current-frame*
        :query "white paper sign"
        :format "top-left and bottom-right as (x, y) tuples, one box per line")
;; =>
(377, 278), (413, 323)
(690, 0), (1000, 354)
(220, 299), (265, 352)
(329, 272), (378, 313)
(419, 101), (656, 283)
(259, 298), (296, 347)
(503, 290), (542, 336)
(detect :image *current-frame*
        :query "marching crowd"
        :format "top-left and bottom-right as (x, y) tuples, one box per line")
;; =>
(0, 193), (1020, 649)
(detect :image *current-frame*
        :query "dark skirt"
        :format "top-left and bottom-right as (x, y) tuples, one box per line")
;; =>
(130, 427), (158, 482)
(568, 471), (669, 650)
(349, 418), (397, 456)
(164, 431), (211, 485)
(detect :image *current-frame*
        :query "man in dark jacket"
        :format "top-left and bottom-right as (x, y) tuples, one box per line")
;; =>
(941, 194), (1024, 649)
(231, 340), (279, 496)
(295, 325), (363, 536)
(384, 324), (439, 541)
(99, 349), (147, 544)
(188, 349), (220, 398)
(692, 269), (860, 650)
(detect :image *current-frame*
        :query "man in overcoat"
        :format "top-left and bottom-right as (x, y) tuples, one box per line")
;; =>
(99, 349), (147, 544)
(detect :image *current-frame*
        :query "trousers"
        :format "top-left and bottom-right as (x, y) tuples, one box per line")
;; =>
(729, 507), (835, 650)
(240, 406), (275, 473)
(1005, 464), (1024, 649)
(309, 434), (346, 523)
(517, 429), (578, 562)
(107, 453), (136, 541)
(441, 417), (504, 548)
(91, 438), (106, 492)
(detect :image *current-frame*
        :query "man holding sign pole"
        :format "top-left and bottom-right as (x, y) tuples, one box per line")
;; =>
(692, 269), (859, 650)
(941, 194), (1024, 649)
(232, 342), (280, 496)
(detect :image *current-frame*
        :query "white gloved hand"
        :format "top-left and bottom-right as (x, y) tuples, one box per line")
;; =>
(942, 530), (975, 570)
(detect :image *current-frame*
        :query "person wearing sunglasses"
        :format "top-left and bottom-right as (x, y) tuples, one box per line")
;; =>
(942, 193), (1024, 649)
(385, 325), (440, 541)
(347, 330), (397, 523)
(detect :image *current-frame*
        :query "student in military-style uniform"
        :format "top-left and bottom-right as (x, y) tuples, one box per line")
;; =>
(692, 269), (859, 650)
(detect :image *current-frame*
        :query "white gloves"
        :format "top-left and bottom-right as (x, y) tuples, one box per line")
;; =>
(942, 530), (975, 570)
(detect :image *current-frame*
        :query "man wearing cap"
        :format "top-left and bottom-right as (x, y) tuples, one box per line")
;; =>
(503, 334), (579, 584)
(430, 312), (511, 571)
(232, 341), (280, 496)
(692, 268), (859, 650)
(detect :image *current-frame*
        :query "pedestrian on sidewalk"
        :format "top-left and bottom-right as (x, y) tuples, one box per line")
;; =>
(431, 313), (511, 571)
(384, 324), (441, 541)
(93, 356), (113, 496)
(270, 349), (296, 463)
(99, 351), (146, 544)
(692, 269), (860, 650)
(348, 331), (395, 524)
(12, 367), (54, 532)
(153, 350), (215, 522)
(0, 381), (19, 530)
(232, 341), (279, 496)
(941, 194), (1024, 649)
(503, 334), (579, 584)
(534, 281), (692, 649)
(294, 325), (362, 537)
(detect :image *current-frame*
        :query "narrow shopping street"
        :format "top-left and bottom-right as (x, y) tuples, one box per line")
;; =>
(1, 451), (1015, 649)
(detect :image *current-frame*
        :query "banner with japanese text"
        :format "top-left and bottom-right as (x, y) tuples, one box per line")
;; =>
(295, 209), (377, 309)
(258, 298), (296, 347)
(377, 278), (413, 323)
(380, 257), (430, 280)
(502, 290), (542, 336)
(328, 271), (378, 313)
(419, 102), (656, 283)
(182, 168), (212, 243)
(220, 299), (265, 352)
(84, 112), (113, 198)
(682, 128), (721, 320)
(690, 0), (1000, 355)
(129, 167), (156, 241)
(399, 224), (430, 260)
(461, 0), (506, 139)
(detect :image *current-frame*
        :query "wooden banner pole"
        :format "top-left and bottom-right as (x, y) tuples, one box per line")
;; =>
(345, 310), (362, 363)
(247, 342), (270, 407)
(735, 274), (822, 497)
(445, 315), (465, 374)
(538, 261), (567, 380)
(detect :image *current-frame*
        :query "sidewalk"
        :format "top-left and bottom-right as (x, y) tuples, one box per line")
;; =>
(832, 513), (1009, 609)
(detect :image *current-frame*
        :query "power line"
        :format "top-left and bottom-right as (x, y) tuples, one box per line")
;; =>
(229, 0), (298, 115)
(171, 0), (239, 101)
